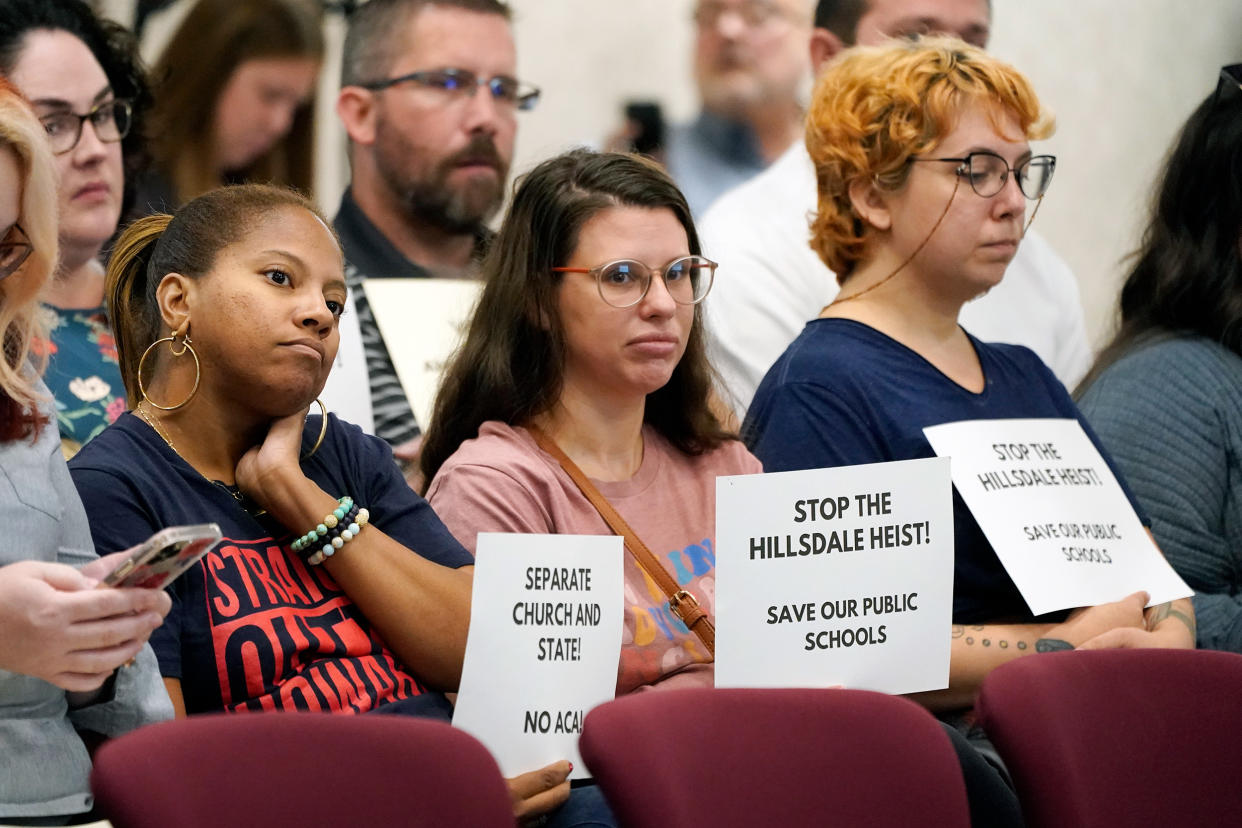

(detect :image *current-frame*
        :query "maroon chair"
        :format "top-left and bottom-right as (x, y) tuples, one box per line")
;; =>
(90, 712), (514, 827)
(579, 687), (970, 827)
(976, 648), (1242, 827)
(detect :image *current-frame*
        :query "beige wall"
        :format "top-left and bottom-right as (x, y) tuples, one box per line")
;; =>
(121, 0), (1242, 349)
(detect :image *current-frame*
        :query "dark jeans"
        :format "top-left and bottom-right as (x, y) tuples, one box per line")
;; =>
(939, 719), (1026, 828)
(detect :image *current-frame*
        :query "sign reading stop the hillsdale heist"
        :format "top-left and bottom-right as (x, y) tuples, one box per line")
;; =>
(924, 418), (1191, 615)
(715, 457), (954, 695)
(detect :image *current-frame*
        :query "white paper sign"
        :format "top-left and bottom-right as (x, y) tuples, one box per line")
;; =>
(923, 418), (1192, 615)
(363, 278), (483, 429)
(715, 458), (954, 695)
(452, 533), (624, 779)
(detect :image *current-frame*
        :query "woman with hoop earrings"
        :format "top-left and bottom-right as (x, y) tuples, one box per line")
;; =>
(743, 39), (1194, 717)
(68, 183), (473, 720)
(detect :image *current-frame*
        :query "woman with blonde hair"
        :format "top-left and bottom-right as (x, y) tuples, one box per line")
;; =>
(0, 77), (172, 826)
(142, 0), (323, 209)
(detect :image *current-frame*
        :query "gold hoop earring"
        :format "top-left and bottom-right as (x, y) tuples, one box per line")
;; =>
(137, 335), (201, 411)
(303, 398), (328, 460)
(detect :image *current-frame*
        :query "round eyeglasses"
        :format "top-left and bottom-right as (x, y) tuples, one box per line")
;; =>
(911, 151), (1056, 200)
(39, 99), (133, 155)
(0, 224), (33, 281)
(552, 255), (717, 309)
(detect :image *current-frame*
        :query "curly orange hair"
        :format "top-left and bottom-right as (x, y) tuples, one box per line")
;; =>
(805, 36), (1053, 279)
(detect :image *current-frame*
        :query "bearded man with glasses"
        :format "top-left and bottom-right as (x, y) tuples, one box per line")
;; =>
(328, 0), (538, 480)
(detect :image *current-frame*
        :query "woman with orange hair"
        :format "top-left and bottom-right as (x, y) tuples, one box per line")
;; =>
(744, 38), (1193, 710)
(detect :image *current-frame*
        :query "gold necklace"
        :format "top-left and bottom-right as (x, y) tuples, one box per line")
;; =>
(135, 402), (264, 515)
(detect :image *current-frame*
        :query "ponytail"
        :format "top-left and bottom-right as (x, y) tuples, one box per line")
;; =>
(103, 184), (329, 408)
(105, 214), (171, 405)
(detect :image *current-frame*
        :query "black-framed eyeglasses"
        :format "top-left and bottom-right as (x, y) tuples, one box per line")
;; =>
(911, 151), (1056, 200)
(552, 255), (717, 309)
(693, 0), (790, 28)
(39, 98), (133, 155)
(359, 68), (540, 111)
(0, 225), (33, 281)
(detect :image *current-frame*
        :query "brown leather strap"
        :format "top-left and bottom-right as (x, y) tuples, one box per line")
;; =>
(527, 424), (715, 656)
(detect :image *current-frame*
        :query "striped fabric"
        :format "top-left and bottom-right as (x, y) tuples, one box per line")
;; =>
(343, 261), (420, 448)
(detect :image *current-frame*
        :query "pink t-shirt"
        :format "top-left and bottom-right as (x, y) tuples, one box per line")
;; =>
(426, 421), (762, 696)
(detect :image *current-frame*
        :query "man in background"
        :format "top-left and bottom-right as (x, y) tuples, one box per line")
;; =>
(702, 0), (1092, 416)
(666, 0), (814, 216)
(326, 0), (536, 467)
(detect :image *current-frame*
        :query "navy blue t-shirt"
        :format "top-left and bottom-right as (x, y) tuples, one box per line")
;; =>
(70, 412), (471, 717)
(744, 318), (1148, 624)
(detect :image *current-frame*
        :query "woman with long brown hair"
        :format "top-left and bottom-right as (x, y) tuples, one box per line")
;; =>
(141, 0), (323, 209)
(423, 149), (757, 696)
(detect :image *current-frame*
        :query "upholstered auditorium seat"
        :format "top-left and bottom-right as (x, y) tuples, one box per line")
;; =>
(977, 648), (1242, 827)
(91, 712), (513, 827)
(580, 687), (970, 827)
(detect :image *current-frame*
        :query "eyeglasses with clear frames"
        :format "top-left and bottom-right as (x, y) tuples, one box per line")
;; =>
(360, 68), (541, 111)
(911, 151), (1056, 200)
(39, 99), (133, 155)
(552, 255), (717, 309)
(0, 225), (33, 281)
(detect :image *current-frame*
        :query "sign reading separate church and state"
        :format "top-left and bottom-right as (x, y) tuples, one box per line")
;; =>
(452, 533), (623, 779)
(715, 457), (954, 695)
(924, 418), (1192, 615)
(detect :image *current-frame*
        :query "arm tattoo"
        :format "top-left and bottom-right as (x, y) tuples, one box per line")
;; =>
(1147, 602), (1197, 639)
(953, 626), (1017, 651)
(1035, 638), (1074, 652)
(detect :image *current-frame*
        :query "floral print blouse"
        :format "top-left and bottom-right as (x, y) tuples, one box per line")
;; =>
(38, 304), (126, 458)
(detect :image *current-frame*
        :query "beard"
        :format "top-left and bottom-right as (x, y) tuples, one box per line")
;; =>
(372, 123), (509, 236)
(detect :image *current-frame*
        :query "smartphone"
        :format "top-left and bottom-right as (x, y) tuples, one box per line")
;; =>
(624, 100), (665, 156)
(99, 523), (223, 590)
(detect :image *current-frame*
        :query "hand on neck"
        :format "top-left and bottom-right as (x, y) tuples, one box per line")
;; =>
(140, 383), (269, 486)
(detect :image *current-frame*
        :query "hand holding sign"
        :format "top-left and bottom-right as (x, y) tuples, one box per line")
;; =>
(923, 419), (1192, 615)
(452, 533), (623, 779)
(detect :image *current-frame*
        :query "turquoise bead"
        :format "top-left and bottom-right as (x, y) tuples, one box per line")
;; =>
(316, 523), (327, 535)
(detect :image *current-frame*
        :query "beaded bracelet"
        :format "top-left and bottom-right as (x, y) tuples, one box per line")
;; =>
(291, 496), (354, 554)
(306, 505), (371, 566)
